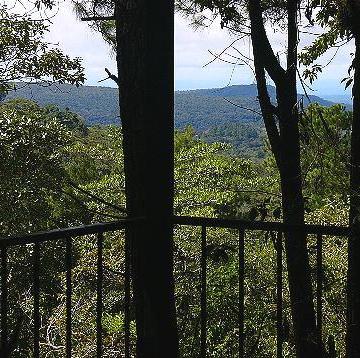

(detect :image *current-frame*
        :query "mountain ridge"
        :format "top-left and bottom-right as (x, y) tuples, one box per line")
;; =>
(4, 83), (336, 129)
(3, 83), (346, 159)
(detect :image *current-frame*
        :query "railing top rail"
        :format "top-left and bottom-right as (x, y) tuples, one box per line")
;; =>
(1, 215), (350, 247)
(173, 215), (350, 237)
(0, 217), (145, 247)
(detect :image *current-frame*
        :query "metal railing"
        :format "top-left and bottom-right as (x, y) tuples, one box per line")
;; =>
(0, 216), (350, 357)
(0, 218), (143, 358)
(173, 216), (350, 358)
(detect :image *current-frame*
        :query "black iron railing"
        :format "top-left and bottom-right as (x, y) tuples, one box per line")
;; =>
(173, 216), (350, 358)
(0, 218), (143, 358)
(0, 216), (350, 357)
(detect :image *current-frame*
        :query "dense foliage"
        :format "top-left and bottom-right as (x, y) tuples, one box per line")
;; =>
(0, 98), (352, 356)
(3, 83), (340, 160)
(0, 5), (84, 93)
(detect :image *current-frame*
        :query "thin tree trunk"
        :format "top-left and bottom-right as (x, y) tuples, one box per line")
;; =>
(249, 0), (323, 355)
(114, 0), (179, 356)
(347, 33), (360, 358)
(277, 97), (321, 357)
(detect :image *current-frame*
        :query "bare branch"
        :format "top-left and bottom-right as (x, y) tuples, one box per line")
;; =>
(81, 15), (115, 21)
(67, 180), (127, 214)
(206, 50), (245, 66)
(203, 37), (246, 68)
(98, 67), (119, 85)
(223, 97), (262, 116)
(59, 188), (125, 220)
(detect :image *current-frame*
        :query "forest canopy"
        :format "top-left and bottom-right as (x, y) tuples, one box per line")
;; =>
(0, 97), (352, 356)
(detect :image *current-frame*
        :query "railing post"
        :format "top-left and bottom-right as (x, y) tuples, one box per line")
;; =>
(33, 243), (41, 358)
(316, 233), (323, 342)
(200, 226), (207, 358)
(65, 238), (72, 358)
(96, 233), (104, 358)
(276, 232), (283, 358)
(1, 246), (8, 356)
(124, 228), (131, 358)
(239, 228), (245, 358)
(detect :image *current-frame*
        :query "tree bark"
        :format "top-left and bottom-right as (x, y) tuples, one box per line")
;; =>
(249, 0), (323, 356)
(277, 90), (322, 358)
(347, 32), (360, 358)
(114, 0), (179, 356)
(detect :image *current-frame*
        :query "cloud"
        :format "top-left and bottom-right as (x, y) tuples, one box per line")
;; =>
(41, 2), (355, 95)
(44, 4), (117, 86)
(175, 15), (259, 89)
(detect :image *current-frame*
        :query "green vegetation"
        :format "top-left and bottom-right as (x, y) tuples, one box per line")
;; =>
(0, 5), (84, 94)
(0, 98), (352, 356)
(200, 121), (265, 159)
(4, 84), (120, 125)
(3, 83), (340, 159)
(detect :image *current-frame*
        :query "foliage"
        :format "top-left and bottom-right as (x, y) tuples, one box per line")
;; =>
(0, 4), (85, 94)
(0, 99), (70, 234)
(0, 98), (102, 235)
(300, 103), (352, 210)
(43, 104), (88, 135)
(4, 83), (338, 161)
(0, 101), (354, 356)
(0, 99), (85, 356)
(72, 0), (116, 48)
(174, 126), (278, 218)
(0, 101), (127, 356)
(200, 121), (265, 158)
(299, 0), (354, 84)
(64, 125), (126, 221)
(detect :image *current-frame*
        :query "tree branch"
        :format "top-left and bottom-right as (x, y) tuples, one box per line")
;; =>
(98, 67), (119, 85)
(223, 97), (262, 116)
(248, 0), (286, 85)
(59, 188), (125, 220)
(81, 15), (115, 21)
(252, 55), (282, 164)
(67, 180), (127, 214)
(203, 37), (245, 68)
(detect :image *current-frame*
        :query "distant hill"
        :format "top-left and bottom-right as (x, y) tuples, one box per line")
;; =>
(175, 85), (335, 131)
(4, 83), (335, 128)
(5, 84), (120, 125)
(3, 83), (338, 159)
(181, 84), (333, 105)
(322, 94), (352, 106)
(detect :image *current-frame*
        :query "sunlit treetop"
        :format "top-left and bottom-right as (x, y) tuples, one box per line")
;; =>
(72, 0), (116, 48)
(0, 4), (85, 93)
(299, 0), (359, 85)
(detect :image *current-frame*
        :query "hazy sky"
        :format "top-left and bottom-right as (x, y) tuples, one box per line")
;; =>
(42, 2), (354, 96)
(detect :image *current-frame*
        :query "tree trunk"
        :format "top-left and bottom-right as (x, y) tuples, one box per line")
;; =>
(249, 0), (323, 355)
(347, 33), (360, 358)
(114, 0), (179, 356)
(277, 86), (322, 357)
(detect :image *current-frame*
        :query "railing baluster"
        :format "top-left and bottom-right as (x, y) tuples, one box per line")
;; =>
(96, 233), (104, 358)
(200, 226), (207, 358)
(1, 246), (8, 355)
(33, 243), (41, 358)
(276, 232), (283, 358)
(316, 233), (323, 341)
(65, 238), (72, 358)
(124, 230), (131, 358)
(239, 228), (245, 358)
(328, 335), (336, 358)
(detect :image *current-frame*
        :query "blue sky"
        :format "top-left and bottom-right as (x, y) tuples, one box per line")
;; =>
(45, 3), (354, 98)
